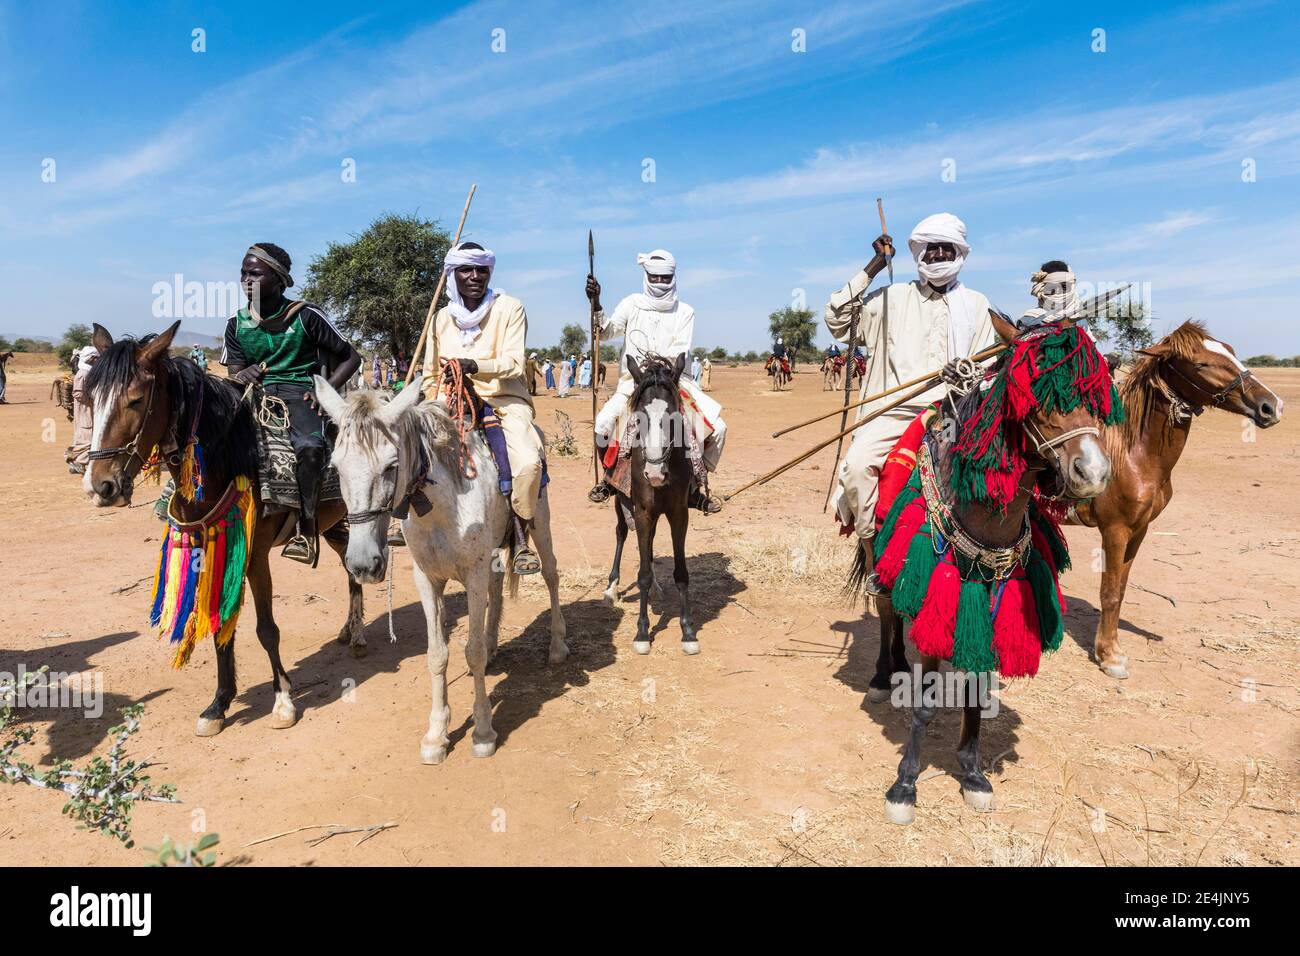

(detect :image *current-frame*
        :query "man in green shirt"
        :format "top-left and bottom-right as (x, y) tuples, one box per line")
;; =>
(222, 243), (360, 565)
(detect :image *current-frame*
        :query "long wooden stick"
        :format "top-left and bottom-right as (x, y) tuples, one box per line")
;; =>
(724, 378), (935, 502)
(774, 340), (1007, 438)
(588, 230), (600, 483)
(406, 184), (476, 386)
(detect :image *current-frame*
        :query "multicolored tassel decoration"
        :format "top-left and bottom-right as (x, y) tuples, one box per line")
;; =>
(147, 476), (255, 669)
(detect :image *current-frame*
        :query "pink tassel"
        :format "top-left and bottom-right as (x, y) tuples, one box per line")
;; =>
(876, 500), (925, 589)
(910, 559), (960, 658)
(992, 572), (1041, 678)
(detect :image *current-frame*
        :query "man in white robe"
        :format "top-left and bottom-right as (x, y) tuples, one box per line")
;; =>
(824, 212), (1002, 539)
(585, 249), (726, 512)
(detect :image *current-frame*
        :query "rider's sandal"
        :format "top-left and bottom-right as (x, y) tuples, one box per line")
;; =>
(862, 571), (889, 596)
(510, 514), (542, 575)
(587, 481), (611, 504)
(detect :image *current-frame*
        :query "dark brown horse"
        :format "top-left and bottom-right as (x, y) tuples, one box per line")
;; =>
(603, 353), (698, 655)
(83, 321), (363, 737)
(851, 316), (1116, 824)
(1070, 321), (1282, 678)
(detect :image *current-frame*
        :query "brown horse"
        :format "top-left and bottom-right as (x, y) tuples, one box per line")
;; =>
(83, 321), (363, 737)
(1070, 321), (1283, 678)
(852, 316), (1116, 824)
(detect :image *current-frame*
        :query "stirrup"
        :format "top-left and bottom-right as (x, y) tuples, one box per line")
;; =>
(511, 547), (541, 576)
(387, 521), (406, 548)
(281, 533), (319, 567)
(689, 489), (723, 515)
(588, 481), (612, 504)
(863, 571), (888, 596)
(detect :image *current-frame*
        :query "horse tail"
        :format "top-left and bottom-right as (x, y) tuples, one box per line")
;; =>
(843, 536), (877, 611)
(505, 561), (520, 601)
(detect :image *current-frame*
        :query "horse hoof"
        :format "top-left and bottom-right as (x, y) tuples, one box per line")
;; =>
(194, 716), (224, 737)
(548, 643), (570, 665)
(269, 710), (297, 730)
(336, 631), (350, 645)
(1101, 660), (1129, 680)
(632, 640), (652, 655)
(350, 642), (368, 659)
(865, 686), (892, 704)
(420, 743), (448, 765)
(962, 788), (994, 812)
(471, 741), (497, 758)
(681, 641), (700, 656)
(885, 799), (915, 826)
(602, 590), (616, 607)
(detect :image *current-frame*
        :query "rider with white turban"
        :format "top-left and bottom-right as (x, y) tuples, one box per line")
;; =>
(1020, 259), (1080, 328)
(823, 212), (1003, 540)
(421, 241), (546, 574)
(585, 249), (727, 512)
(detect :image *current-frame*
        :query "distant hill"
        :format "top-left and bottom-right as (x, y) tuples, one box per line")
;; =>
(171, 331), (224, 349)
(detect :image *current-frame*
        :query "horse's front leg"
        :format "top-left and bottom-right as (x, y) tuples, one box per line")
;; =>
(1095, 523), (1135, 679)
(885, 653), (942, 825)
(604, 498), (630, 606)
(324, 528), (366, 658)
(669, 505), (697, 654)
(532, 495), (569, 664)
(485, 559), (504, 661)
(413, 564), (450, 764)
(956, 696), (994, 812)
(632, 507), (658, 655)
(247, 543), (297, 729)
(196, 635), (237, 737)
(465, 564), (498, 757)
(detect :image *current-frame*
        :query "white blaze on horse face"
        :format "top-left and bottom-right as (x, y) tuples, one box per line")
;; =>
(84, 382), (123, 496)
(333, 428), (398, 583)
(643, 397), (669, 485)
(1204, 338), (1283, 413)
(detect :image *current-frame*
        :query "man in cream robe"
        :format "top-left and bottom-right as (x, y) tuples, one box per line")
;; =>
(421, 242), (546, 571)
(585, 249), (726, 511)
(824, 213), (1001, 539)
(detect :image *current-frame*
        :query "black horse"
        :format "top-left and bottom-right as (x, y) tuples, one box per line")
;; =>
(602, 353), (697, 655)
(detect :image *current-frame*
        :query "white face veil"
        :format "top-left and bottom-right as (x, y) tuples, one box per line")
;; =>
(635, 249), (678, 312)
(908, 213), (971, 288)
(444, 244), (500, 345)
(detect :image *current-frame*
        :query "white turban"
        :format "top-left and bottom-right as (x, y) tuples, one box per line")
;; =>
(76, 345), (99, 366)
(1021, 268), (1080, 327)
(908, 213), (970, 288)
(443, 244), (501, 346)
(635, 249), (678, 312)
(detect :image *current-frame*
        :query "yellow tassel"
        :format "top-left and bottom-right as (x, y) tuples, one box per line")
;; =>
(214, 605), (241, 649)
(172, 614), (200, 669)
(159, 534), (184, 636)
(178, 443), (197, 502)
(193, 526), (217, 641)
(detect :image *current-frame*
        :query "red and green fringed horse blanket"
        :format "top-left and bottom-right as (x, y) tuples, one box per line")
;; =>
(872, 444), (1072, 679)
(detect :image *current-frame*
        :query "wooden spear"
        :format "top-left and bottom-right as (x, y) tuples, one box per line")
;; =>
(588, 229), (601, 483)
(406, 184), (476, 386)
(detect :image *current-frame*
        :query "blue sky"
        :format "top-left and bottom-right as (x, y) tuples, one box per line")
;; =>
(2, 0), (1298, 355)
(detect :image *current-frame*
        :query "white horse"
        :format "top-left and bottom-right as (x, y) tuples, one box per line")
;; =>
(314, 374), (568, 763)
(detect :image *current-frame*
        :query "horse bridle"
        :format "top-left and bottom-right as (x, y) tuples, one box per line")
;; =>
(85, 374), (183, 485)
(344, 439), (433, 526)
(630, 364), (680, 466)
(1160, 356), (1254, 418)
(1022, 418), (1100, 479)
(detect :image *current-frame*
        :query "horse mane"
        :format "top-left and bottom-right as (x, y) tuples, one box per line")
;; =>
(86, 335), (258, 479)
(335, 389), (464, 479)
(1114, 319), (1209, 448)
(949, 322), (1124, 511)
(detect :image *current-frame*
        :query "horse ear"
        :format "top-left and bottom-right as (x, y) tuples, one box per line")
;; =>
(989, 309), (1018, 344)
(138, 320), (181, 367)
(673, 352), (687, 379)
(627, 355), (642, 383)
(92, 323), (114, 352)
(380, 375), (424, 425)
(313, 374), (346, 423)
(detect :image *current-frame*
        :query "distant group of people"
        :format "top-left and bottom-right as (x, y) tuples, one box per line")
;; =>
(527, 353), (596, 397)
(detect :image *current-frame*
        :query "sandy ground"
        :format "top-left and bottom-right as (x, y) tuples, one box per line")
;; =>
(1, 353), (1296, 867)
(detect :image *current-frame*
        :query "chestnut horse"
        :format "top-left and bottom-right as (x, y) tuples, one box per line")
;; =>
(1070, 321), (1282, 678)
(83, 321), (363, 736)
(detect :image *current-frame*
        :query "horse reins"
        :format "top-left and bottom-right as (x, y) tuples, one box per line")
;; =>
(1159, 358), (1255, 416)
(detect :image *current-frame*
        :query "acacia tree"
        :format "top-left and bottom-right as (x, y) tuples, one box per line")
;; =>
(559, 323), (588, 358)
(1095, 299), (1155, 363)
(768, 306), (817, 366)
(301, 213), (451, 359)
